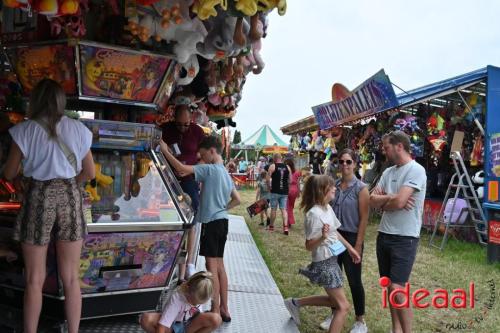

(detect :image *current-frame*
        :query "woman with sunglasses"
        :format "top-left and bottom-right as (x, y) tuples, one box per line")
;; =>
(320, 149), (370, 333)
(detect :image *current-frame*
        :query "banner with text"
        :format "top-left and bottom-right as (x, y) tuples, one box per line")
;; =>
(312, 70), (399, 129)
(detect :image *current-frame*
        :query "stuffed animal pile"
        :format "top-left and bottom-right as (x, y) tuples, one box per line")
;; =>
(124, 0), (286, 125)
(2, 0), (287, 128)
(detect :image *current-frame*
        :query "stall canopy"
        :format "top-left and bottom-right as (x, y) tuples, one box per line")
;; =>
(397, 67), (488, 107)
(235, 125), (288, 152)
(281, 66), (490, 135)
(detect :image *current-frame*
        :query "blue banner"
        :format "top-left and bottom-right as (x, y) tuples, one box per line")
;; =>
(312, 69), (399, 130)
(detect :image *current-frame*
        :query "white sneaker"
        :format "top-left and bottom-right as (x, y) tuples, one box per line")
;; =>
(185, 264), (196, 279)
(350, 320), (368, 333)
(284, 298), (301, 325)
(319, 312), (335, 330)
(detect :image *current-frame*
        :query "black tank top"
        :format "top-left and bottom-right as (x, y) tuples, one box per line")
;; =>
(271, 163), (290, 194)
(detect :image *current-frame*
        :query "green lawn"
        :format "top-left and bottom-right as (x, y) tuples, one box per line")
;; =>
(230, 188), (500, 333)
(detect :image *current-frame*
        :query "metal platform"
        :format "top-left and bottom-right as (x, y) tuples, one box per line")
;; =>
(73, 215), (299, 333)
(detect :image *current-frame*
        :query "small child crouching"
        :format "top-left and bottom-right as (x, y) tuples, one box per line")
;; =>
(141, 271), (222, 333)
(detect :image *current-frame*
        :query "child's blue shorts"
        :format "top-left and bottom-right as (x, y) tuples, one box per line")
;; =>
(172, 321), (187, 333)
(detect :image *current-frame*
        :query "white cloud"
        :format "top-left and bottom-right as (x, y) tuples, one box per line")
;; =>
(235, 0), (500, 142)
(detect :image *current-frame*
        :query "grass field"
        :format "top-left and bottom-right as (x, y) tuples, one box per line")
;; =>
(230, 188), (500, 333)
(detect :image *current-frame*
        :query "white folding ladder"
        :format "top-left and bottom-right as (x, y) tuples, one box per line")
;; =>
(429, 151), (487, 250)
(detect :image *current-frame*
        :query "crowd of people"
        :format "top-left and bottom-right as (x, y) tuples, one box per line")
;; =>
(1, 79), (426, 333)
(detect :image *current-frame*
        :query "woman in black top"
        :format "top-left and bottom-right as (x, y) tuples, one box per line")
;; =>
(267, 153), (291, 234)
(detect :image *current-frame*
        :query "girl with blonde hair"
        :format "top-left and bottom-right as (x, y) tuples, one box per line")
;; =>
(141, 271), (222, 333)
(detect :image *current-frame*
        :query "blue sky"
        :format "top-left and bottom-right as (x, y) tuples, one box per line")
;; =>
(234, 0), (500, 142)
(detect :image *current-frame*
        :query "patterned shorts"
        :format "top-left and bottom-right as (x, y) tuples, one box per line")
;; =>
(13, 178), (87, 246)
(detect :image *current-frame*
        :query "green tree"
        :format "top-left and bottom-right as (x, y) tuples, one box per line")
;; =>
(233, 130), (241, 144)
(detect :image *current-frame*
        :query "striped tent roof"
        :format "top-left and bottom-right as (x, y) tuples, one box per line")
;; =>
(238, 125), (288, 148)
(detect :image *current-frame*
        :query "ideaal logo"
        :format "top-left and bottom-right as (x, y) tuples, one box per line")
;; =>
(379, 277), (496, 330)
(379, 277), (475, 309)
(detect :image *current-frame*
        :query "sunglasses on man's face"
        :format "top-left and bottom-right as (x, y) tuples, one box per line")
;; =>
(339, 159), (353, 165)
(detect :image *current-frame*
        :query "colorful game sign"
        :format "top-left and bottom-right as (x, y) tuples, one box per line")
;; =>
(489, 133), (500, 177)
(80, 44), (171, 103)
(6, 44), (77, 96)
(312, 69), (399, 130)
(79, 231), (183, 294)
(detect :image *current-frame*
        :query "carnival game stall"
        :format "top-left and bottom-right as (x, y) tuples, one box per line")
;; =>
(281, 67), (500, 262)
(231, 124), (288, 186)
(0, 0), (289, 327)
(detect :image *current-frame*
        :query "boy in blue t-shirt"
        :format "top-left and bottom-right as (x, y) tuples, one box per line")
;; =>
(160, 136), (240, 322)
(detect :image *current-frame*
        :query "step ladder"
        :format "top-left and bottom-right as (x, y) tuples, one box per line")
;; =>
(429, 151), (488, 250)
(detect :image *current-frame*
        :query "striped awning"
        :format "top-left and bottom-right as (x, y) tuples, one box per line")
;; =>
(236, 125), (288, 149)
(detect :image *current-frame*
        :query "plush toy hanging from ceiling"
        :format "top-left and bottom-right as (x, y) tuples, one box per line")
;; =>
(355, 122), (380, 163)
(256, 0), (286, 15)
(243, 16), (265, 74)
(321, 127), (342, 160)
(426, 108), (448, 165)
(226, 1), (271, 50)
(470, 131), (483, 167)
(4, 0), (89, 37)
(127, 0), (189, 42)
(127, 0), (208, 82)
(195, 7), (250, 61)
(308, 130), (319, 151)
(174, 55), (201, 86)
(393, 114), (424, 157)
(301, 133), (311, 151)
(191, 0), (227, 20)
(323, 132), (336, 157)
(128, 1), (210, 85)
(290, 135), (300, 152)
(50, 0), (91, 38)
(4, 0), (81, 15)
(464, 93), (485, 125)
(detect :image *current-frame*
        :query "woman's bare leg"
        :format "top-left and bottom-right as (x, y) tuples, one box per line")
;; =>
(56, 240), (83, 333)
(22, 243), (48, 333)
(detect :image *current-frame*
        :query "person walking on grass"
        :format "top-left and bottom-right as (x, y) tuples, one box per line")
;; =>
(284, 175), (361, 333)
(284, 158), (300, 229)
(320, 149), (370, 332)
(255, 170), (271, 226)
(369, 131), (426, 333)
(267, 153), (291, 234)
(160, 136), (240, 323)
